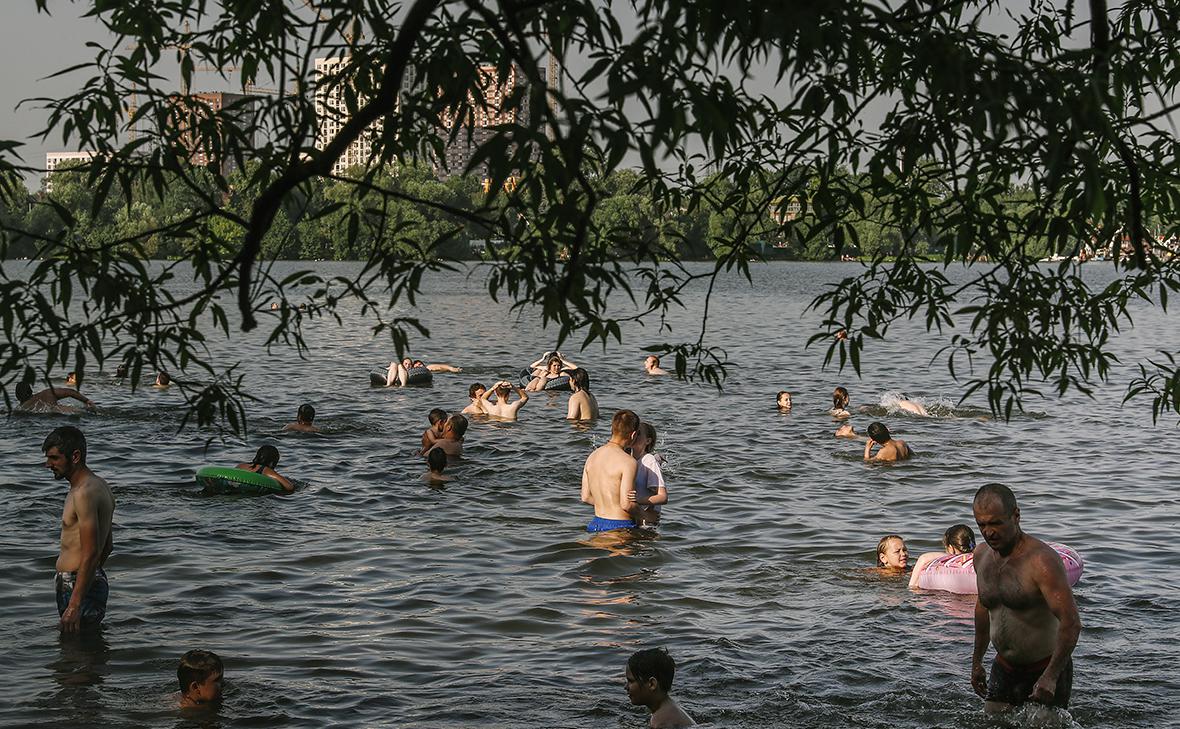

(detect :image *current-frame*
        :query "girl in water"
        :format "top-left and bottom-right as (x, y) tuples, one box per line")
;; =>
(236, 445), (294, 493)
(831, 386), (850, 418)
(875, 534), (909, 574)
(907, 524), (976, 588)
(630, 422), (668, 527)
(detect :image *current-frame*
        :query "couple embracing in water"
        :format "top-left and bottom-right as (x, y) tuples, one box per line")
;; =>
(580, 409), (668, 532)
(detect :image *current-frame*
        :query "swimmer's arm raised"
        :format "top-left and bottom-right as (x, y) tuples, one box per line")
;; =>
(970, 594), (990, 696)
(863, 439), (876, 461)
(1030, 550), (1082, 701)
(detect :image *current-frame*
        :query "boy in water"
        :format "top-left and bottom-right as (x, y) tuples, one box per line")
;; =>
(625, 648), (695, 728)
(420, 408), (449, 453)
(462, 383), (486, 415)
(863, 422), (913, 462)
(178, 649), (223, 709)
(421, 448), (451, 484)
(283, 403), (320, 433)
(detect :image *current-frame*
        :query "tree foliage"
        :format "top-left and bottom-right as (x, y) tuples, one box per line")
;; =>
(3, 0), (1180, 426)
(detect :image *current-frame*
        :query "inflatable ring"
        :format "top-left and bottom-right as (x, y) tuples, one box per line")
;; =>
(916, 542), (1083, 594)
(518, 367), (571, 391)
(369, 366), (434, 387)
(196, 466), (285, 495)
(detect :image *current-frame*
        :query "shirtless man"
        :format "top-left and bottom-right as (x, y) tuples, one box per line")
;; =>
(581, 409), (640, 532)
(566, 368), (599, 421)
(16, 382), (96, 414)
(283, 403), (320, 433)
(44, 426), (115, 632)
(480, 381), (529, 419)
(863, 422), (912, 462)
(644, 355), (669, 376)
(425, 414), (468, 463)
(461, 383), (486, 415)
(971, 484), (1081, 713)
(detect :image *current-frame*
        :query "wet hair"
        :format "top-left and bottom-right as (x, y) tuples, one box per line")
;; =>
(569, 368), (591, 392)
(876, 534), (904, 567)
(251, 444), (280, 470)
(612, 409), (640, 439)
(426, 448), (447, 472)
(628, 648), (675, 694)
(412, 360), (426, 368)
(833, 386), (849, 409)
(156, 371), (171, 386)
(16, 382), (33, 402)
(866, 422), (891, 443)
(67, 371), (76, 381)
(297, 404), (316, 424)
(428, 408), (448, 426)
(115, 363), (128, 378)
(446, 414), (468, 439)
(546, 355), (562, 371)
(646, 354), (660, 366)
(177, 649), (223, 693)
(468, 382), (485, 398)
(973, 483), (1018, 515)
(943, 524), (976, 553)
(43, 425), (87, 460)
(640, 422), (658, 453)
(777, 391), (791, 404)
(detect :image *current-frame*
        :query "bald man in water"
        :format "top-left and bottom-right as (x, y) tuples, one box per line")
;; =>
(970, 484), (1081, 713)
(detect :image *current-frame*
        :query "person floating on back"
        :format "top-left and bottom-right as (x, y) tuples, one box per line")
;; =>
(864, 422), (913, 462)
(178, 649), (224, 709)
(235, 445), (294, 493)
(420, 408), (448, 453)
(283, 403), (320, 433)
(625, 648), (695, 728)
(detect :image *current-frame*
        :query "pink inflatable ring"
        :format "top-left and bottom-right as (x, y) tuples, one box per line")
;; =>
(915, 542), (1083, 595)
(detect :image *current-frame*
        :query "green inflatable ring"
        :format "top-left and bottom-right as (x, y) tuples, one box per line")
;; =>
(196, 466), (286, 495)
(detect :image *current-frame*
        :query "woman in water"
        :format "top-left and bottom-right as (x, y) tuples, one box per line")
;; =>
(831, 386), (850, 418)
(907, 524), (976, 588)
(875, 534), (908, 574)
(629, 422), (668, 527)
(236, 445), (294, 493)
(526, 354), (572, 391)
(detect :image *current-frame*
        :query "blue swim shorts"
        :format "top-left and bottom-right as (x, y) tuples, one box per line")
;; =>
(55, 568), (109, 625)
(586, 517), (637, 533)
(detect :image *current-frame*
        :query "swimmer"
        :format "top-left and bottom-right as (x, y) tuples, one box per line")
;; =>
(154, 371), (172, 388)
(526, 354), (572, 391)
(875, 534), (909, 574)
(425, 414), (467, 463)
(566, 368), (599, 421)
(235, 445), (294, 493)
(894, 393), (928, 416)
(114, 363), (128, 380)
(420, 408), (449, 453)
(581, 409), (641, 533)
(834, 423), (860, 438)
(421, 447), (451, 484)
(414, 359), (461, 373)
(971, 484), (1081, 713)
(384, 358), (412, 387)
(527, 350), (577, 378)
(909, 524), (976, 589)
(629, 422), (667, 526)
(15, 382), (96, 414)
(283, 403), (320, 433)
(776, 391), (792, 411)
(178, 649), (223, 709)
(45, 426), (114, 632)
(864, 422), (913, 462)
(644, 355), (669, 376)
(66, 371), (78, 386)
(461, 383), (486, 415)
(831, 386), (850, 418)
(625, 648), (696, 728)
(480, 381), (529, 419)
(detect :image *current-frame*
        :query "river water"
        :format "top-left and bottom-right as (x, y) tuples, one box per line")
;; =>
(1, 262), (1177, 728)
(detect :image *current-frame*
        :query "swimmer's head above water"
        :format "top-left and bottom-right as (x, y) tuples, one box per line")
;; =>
(777, 391), (792, 409)
(569, 368), (591, 392)
(251, 444), (281, 470)
(866, 422), (891, 444)
(178, 649), (223, 707)
(426, 447), (447, 474)
(469, 382), (485, 400)
(16, 381), (33, 402)
(942, 524), (976, 554)
(297, 403), (316, 425)
(876, 534), (908, 570)
(833, 387), (849, 410)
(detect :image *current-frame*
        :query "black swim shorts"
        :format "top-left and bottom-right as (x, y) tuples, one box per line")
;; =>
(986, 655), (1072, 708)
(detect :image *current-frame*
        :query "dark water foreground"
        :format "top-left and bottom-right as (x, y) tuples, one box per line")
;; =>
(1, 262), (1177, 728)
